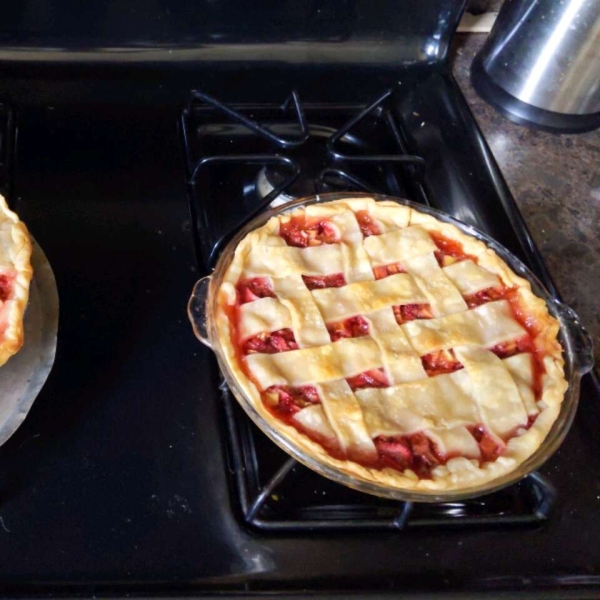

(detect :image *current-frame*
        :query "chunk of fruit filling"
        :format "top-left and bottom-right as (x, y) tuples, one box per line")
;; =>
(279, 216), (340, 247)
(346, 368), (389, 391)
(429, 231), (474, 266)
(242, 329), (299, 355)
(489, 335), (533, 359)
(262, 385), (320, 416)
(302, 273), (346, 290)
(0, 273), (14, 303)
(355, 210), (381, 237)
(468, 425), (505, 463)
(393, 303), (433, 324)
(464, 286), (509, 308)
(236, 277), (275, 304)
(373, 262), (406, 280)
(375, 433), (442, 478)
(421, 349), (463, 376)
(327, 315), (370, 341)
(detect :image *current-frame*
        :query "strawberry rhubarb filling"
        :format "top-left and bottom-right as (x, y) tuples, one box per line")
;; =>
(279, 215), (340, 247)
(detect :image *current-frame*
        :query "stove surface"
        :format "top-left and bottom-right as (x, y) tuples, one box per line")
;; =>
(0, 65), (598, 599)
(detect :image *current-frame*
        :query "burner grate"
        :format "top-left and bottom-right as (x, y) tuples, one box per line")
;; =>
(180, 89), (426, 270)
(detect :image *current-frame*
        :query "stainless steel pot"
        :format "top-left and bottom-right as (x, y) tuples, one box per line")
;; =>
(471, 0), (600, 133)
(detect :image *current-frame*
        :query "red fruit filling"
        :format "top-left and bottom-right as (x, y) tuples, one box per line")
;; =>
(355, 210), (381, 237)
(327, 315), (370, 341)
(375, 433), (442, 478)
(373, 262), (406, 280)
(263, 385), (321, 417)
(279, 216), (339, 247)
(429, 231), (475, 266)
(302, 273), (346, 290)
(346, 368), (389, 391)
(0, 273), (13, 303)
(464, 286), (509, 308)
(490, 335), (534, 359)
(468, 425), (505, 462)
(421, 349), (463, 376)
(243, 329), (299, 355)
(393, 303), (433, 324)
(236, 277), (275, 304)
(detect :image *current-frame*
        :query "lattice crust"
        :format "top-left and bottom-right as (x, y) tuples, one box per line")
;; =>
(216, 197), (567, 492)
(0, 195), (33, 368)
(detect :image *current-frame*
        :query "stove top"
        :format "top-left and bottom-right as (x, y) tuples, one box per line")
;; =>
(0, 1), (598, 597)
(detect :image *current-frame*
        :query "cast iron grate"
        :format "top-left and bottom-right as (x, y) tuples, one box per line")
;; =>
(180, 88), (426, 270)
(181, 88), (557, 532)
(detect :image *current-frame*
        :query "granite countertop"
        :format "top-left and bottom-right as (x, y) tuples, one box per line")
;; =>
(452, 33), (600, 368)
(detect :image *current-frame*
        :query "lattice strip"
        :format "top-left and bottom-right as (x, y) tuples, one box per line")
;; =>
(363, 225), (437, 267)
(355, 369), (481, 433)
(308, 205), (375, 284)
(504, 353), (538, 415)
(246, 337), (382, 389)
(401, 300), (526, 356)
(317, 380), (376, 455)
(311, 273), (426, 322)
(426, 426), (481, 458)
(272, 275), (330, 347)
(366, 308), (428, 384)
(454, 346), (528, 438)
(244, 244), (344, 278)
(403, 252), (468, 317)
(238, 297), (292, 339)
(443, 259), (501, 295)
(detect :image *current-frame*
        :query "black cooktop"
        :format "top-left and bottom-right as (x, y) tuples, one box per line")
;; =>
(0, 1), (598, 598)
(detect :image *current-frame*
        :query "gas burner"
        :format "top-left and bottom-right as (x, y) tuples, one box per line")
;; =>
(255, 124), (339, 206)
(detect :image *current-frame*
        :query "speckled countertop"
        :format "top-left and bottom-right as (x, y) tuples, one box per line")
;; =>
(452, 33), (600, 368)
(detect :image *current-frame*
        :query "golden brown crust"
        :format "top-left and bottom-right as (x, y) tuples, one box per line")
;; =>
(0, 195), (33, 367)
(214, 197), (568, 492)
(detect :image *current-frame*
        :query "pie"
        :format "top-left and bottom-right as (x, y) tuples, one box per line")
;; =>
(215, 197), (567, 491)
(0, 195), (33, 368)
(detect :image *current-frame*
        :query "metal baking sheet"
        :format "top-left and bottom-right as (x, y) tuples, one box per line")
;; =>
(0, 238), (58, 446)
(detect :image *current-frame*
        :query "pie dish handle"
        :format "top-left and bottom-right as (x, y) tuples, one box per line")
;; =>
(188, 275), (213, 349)
(553, 299), (594, 375)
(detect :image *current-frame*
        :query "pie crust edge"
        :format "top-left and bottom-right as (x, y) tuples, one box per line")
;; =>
(215, 198), (568, 492)
(0, 195), (33, 368)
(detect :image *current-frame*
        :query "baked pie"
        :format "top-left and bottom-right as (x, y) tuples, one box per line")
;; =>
(215, 197), (567, 491)
(0, 195), (33, 368)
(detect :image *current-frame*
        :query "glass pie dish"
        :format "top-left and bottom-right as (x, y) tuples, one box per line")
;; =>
(187, 192), (594, 502)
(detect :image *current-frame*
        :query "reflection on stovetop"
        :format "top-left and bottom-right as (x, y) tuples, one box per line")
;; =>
(181, 89), (557, 533)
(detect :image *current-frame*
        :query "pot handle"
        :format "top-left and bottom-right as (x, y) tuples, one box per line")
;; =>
(187, 275), (213, 348)
(553, 300), (594, 375)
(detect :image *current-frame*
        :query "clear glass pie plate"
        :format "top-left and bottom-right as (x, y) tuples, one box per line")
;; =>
(187, 192), (594, 502)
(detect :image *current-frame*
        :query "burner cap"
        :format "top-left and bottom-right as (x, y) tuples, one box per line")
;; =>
(255, 124), (338, 207)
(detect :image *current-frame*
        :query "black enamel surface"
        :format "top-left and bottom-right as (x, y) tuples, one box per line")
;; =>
(0, 0), (598, 596)
(0, 73), (595, 597)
